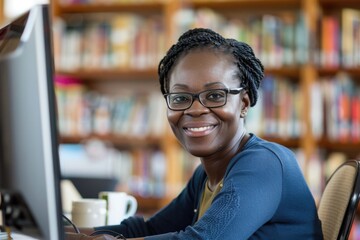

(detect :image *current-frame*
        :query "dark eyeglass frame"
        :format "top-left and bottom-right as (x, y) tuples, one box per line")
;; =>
(163, 87), (244, 111)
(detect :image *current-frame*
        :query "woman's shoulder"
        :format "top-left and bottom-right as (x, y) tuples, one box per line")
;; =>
(230, 133), (299, 173)
(245, 134), (295, 159)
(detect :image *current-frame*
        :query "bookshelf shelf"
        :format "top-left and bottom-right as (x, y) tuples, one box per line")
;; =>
(265, 67), (301, 79)
(317, 67), (360, 77)
(318, 0), (360, 9)
(60, 134), (163, 147)
(318, 139), (360, 149)
(54, 2), (165, 14)
(57, 69), (158, 81)
(184, 0), (302, 10)
(317, 139), (360, 159)
(58, 67), (300, 81)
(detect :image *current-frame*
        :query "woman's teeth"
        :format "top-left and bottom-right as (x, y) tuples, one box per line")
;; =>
(187, 126), (213, 132)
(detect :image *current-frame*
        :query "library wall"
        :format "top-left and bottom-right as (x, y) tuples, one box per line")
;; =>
(51, 0), (360, 223)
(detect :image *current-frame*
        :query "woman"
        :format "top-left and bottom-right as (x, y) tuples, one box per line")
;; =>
(66, 28), (323, 239)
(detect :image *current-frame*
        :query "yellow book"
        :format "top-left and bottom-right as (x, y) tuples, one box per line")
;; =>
(111, 14), (140, 68)
(342, 8), (360, 67)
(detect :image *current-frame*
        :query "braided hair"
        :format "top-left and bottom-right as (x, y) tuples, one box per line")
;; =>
(158, 28), (264, 107)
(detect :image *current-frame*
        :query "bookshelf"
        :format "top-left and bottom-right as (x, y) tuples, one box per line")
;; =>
(51, 0), (360, 216)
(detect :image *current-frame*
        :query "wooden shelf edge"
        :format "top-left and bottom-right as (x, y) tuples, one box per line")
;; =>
(56, 68), (158, 81)
(56, 1), (166, 14)
(317, 138), (360, 156)
(56, 67), (301, 80)
(60, 134), (163, 147)
(318, 0), (360, 9)
(265, 67), (301, 78)
(317, 67), (360, 77)
(183, 0), (302, 9)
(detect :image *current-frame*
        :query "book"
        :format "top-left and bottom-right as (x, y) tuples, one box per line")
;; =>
(321, 15), (340, 67)
(342, 8), (360, 67)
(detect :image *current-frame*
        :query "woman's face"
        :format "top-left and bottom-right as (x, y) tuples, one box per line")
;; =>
(167, 50), (250, 158)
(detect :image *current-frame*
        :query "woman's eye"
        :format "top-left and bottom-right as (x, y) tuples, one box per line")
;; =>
(207, 91), (225, 101)
(172, 95), (190, 104)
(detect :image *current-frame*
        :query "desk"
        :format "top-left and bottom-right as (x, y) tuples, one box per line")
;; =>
(11, 233), (38, 240)
(0, 232), (38, 240)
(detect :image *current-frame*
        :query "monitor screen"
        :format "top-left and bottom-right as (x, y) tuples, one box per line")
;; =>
(0, 4), (64, 239)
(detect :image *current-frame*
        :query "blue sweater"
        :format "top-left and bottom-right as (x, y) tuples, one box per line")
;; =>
(96, 134), (323, 239)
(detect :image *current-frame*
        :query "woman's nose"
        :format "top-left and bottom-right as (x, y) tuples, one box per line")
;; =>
(184, 99), (210, 116)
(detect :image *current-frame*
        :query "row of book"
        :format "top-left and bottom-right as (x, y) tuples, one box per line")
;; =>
(55, 73), (360, 142)
(53, 13), (166, 71)
(315, 73), (360, 142)
(247, 76), (302, 138)
(173, 8), (310, 67)
(55, 75), (167, 138)
(59, 140), (200, 198)
(246, 73), (360, 142)
(175, 7), (360, 68)
(53, 7), (310, 70)
(319, 9), (360, 68)
(54, 6), (360, 70)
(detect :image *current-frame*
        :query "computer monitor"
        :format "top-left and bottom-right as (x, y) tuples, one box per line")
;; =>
(0, 4), (64, 239)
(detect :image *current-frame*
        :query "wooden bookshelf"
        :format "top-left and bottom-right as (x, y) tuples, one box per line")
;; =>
(51, 0), (360, 215)
(52, 0), (182, 215)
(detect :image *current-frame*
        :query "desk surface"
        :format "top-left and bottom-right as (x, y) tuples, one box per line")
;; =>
(0, 232), (39, 240)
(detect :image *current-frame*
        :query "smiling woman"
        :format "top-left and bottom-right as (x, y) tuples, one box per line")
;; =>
(65, 28), (324, 240)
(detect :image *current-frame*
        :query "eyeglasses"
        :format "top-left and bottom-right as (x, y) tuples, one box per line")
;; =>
(164, 87), (244, 111)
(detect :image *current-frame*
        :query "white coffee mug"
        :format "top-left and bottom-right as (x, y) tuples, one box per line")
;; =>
(99, 191), (138, 225)
(71, 199), (107, 228)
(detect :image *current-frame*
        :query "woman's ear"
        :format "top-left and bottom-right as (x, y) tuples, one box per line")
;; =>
(240, 91), (250, 118)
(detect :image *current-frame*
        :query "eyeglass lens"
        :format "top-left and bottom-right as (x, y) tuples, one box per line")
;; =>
(167, 89), (227, 110)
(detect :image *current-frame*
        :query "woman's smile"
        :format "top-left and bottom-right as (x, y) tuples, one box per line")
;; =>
(183, 124), (217, 137)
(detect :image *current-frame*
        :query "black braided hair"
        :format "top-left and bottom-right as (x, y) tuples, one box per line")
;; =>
(158, 28), (264, 107)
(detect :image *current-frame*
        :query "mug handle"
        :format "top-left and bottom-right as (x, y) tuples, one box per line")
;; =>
(123, 195), (138, 219)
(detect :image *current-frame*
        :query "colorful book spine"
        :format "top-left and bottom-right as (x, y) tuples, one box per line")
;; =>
(321, 15), (340, 67)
